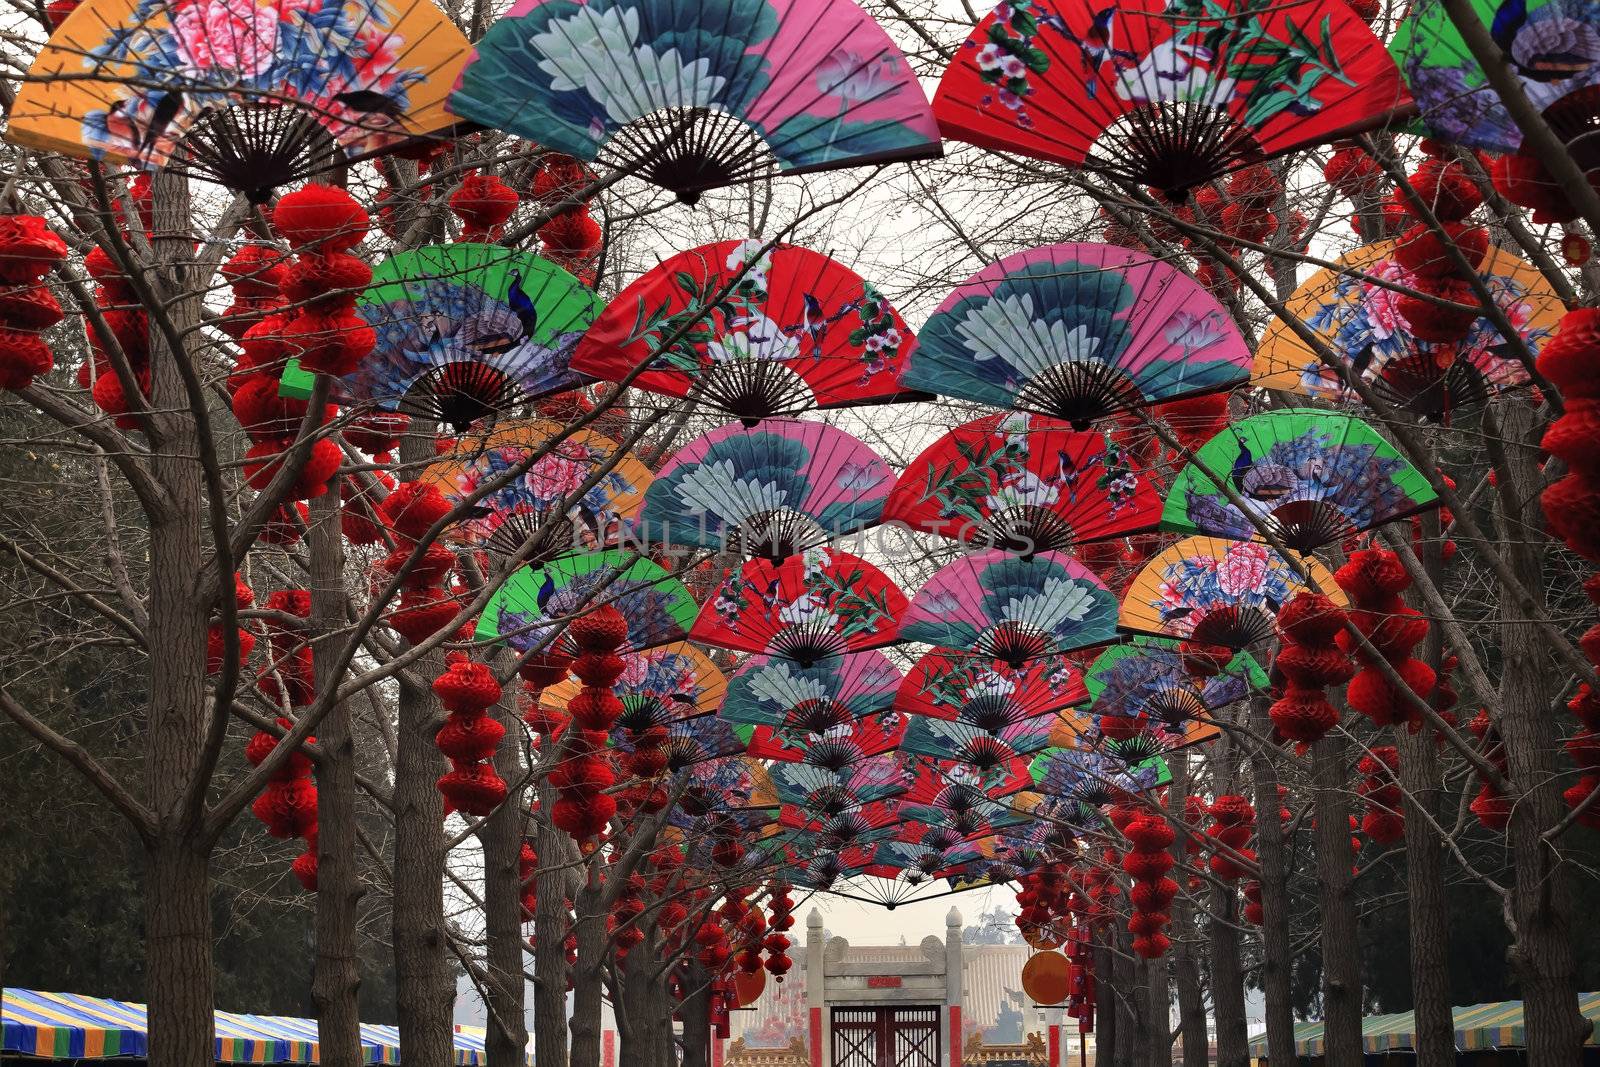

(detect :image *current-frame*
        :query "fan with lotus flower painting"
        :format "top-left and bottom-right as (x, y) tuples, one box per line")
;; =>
(1119, 536), (1343, 648)
(900, 244), (1251, 428)
(1162, 409), (1439, 552)
(932, 0), (1409, 200)
(574, 240), (921, 420)
(449, 0), (941, 206)
(691, 548), (906, 664)
(884, 411), (1161, 553)
(7, 0), (470, 200)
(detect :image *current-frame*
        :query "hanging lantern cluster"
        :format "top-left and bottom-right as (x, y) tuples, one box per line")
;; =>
(1408, 473), (1458, 564)
(610, 865), (648, 963)
(548, 606), (628, 846)
(450, 173), (520, 243)
(1016, 864), (1074, 948)
(695, 918), (733, 973)
(1357, 746), (1404, 844)
(532, 154), (602, 283)
(765, 883), (794, 980)
(1269, 592), (1355, 749)
(520, 650), (575, 738)
(1386, 151), (1487, 344)
(378, 483), (461, 645)
(1061, 883), (1096, 1034)
(1563, 576), (1600, 827)
(76, 243), (151, 428)
(0, 214), (66, 391)
(1205, 795), (1255, 882)
(1335, 549), (1434, 731)
(246, 716), (319, 890)
(1541, 310), (1600, 564)
(650, 844), (691, 947)
(520, 839), (538, 924)
(433, 652), (508, 817)
(341, 413), (407, 546)
(1323, 143), (1388, 226)
(274, 184), (376, 383)
(220, 243), (289, 339)
(206, 573), (258, 675)
(1467, 710), (1512, 830)
(259, 589), (314, 708)
(1119, 809), (1177, 960)
(1489, 146), (1596, 230)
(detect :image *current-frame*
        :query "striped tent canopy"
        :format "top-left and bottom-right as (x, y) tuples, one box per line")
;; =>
(2, 989), (523, 1064)
(1246, 992), (1600, 1059)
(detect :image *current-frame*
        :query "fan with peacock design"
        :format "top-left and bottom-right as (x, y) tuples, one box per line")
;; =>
(448, 0), (941, 205)
(574, 240), (920, 420)
(691, 548), (906, 663)
(900, 550), (1122, 665)
(476, 549), (698, 654)
(932, 0), (1409, 199)
(1162, 409), (1440, 552)
(900, 244), (1251, 427)
(1252, 240), (1562, 422)
(884, 411), (1161, 553)
(282, 245), (603, 433)
(7, 0), (470, 200)
(419, 418), (652, 557)
(1120, 536), (1343, 648)
(641, 418), (894, 560)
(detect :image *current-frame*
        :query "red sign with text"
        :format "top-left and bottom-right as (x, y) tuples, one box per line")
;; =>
(866, 976), (902, 988)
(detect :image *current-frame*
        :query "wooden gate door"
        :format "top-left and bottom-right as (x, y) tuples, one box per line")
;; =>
(831, 1007), (940, 1067)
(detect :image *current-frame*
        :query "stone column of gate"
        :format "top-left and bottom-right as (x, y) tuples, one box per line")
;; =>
(944, 908), (963, 1067)
(807, 909), (827, 1067)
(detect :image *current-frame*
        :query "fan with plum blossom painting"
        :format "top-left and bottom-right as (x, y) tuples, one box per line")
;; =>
(690, 548), (906, 664)
(884, 412), (1161, 554)
(1120, 536), (1343, 648)
(8, 0), (470, 200)
(1252, 240), (1562, 422)
(419, 418), (652, 558)
(574, 240), (922, 421)
(896, 651), (1087, 722)
(282, 245), (604, 432)
(931, 0), (1409, 200)
(1162, 409), (1439, 552)
(899, 550), (1123, 666)
(476, 549), (698, 654)
(900, 244), (1251, 427)
(448, 0), (941, 206)
(640, 418), (894, 561)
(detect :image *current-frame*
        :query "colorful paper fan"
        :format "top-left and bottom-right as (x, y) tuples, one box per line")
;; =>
(1392, 0), (1600, 156)
(1120, 536), (1342, 647)
(1082, 637), (1261, 750)
(641, 418), (894, 559)
(931, 0), (1409, 198)
(1252, 241), (1562, 422)
(449, 0), (941, 204)
(7, 0), (468, 200)
(743, 700), (907, 763)
(896, 651), (1087, 722)
(1029, 743), (1169, 806)
(574, 240), (920, 420)
(901, 244), (1251, 427)
(902, 756), (1035, 804)
(884, 412), (1161, 553)
(282, 245), (603, 431)
(900, 550), (1121, 665)
(871, 835), (990, 880)
(765, 750), (910, 815)
(659, 714), (750, 769)
(723, 650), (901, 733)
(678, 755), (779, 811)
(539, 642), (726, 730)
(897, 769), (1038, 837)
(898, 708), (1065, 771)
(1162, 409), (1440, 552)
(691, 548), (906, 663)
(419, 418), (652, 557)
(476, 549), (698, 653)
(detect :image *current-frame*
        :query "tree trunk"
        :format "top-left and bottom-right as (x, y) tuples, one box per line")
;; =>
(1399, 510), (1454, 1067)
(679, 961), (711, 1067)
(481, 686), (528, 1067)
(1094, 945), (1117, 1067)
(1208, 884), (1248, 1067)
(144, 168), (216, 1067)
(1311, 734), (1362, 1067)
(1145, 969), (1169, 1067)
(1112, 933), (1137, 1067)
(534, 782), (573, 1067)
(1247, 699), (1297, 1066)
(309, 488), (362, 1067)
(1164, 752), (1195, 1067)
(569, 870), (607, 1067)
(1492, 400), (1590, 1062)
(392, 426), (456, 1067)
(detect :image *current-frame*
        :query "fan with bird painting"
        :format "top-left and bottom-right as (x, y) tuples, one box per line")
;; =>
(575, 240), (920, 420)
(476, 549), (698, 654)
(1081, 636), (1259, 752)
(901, 244), (1250, 427)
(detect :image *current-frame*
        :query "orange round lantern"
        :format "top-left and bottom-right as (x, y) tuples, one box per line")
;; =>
(1021, 950), (1072, 1006)
(733, 966), (766, 1008)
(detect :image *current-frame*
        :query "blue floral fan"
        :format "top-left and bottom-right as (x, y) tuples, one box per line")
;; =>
(1029, 743), (1169, 807)
(641, 418), (894, 560)
(449, 0), (941, 205)
(900, 550), (1121, 665)
(476, 550), (698, 654)
(900, 244), (1251, 428)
